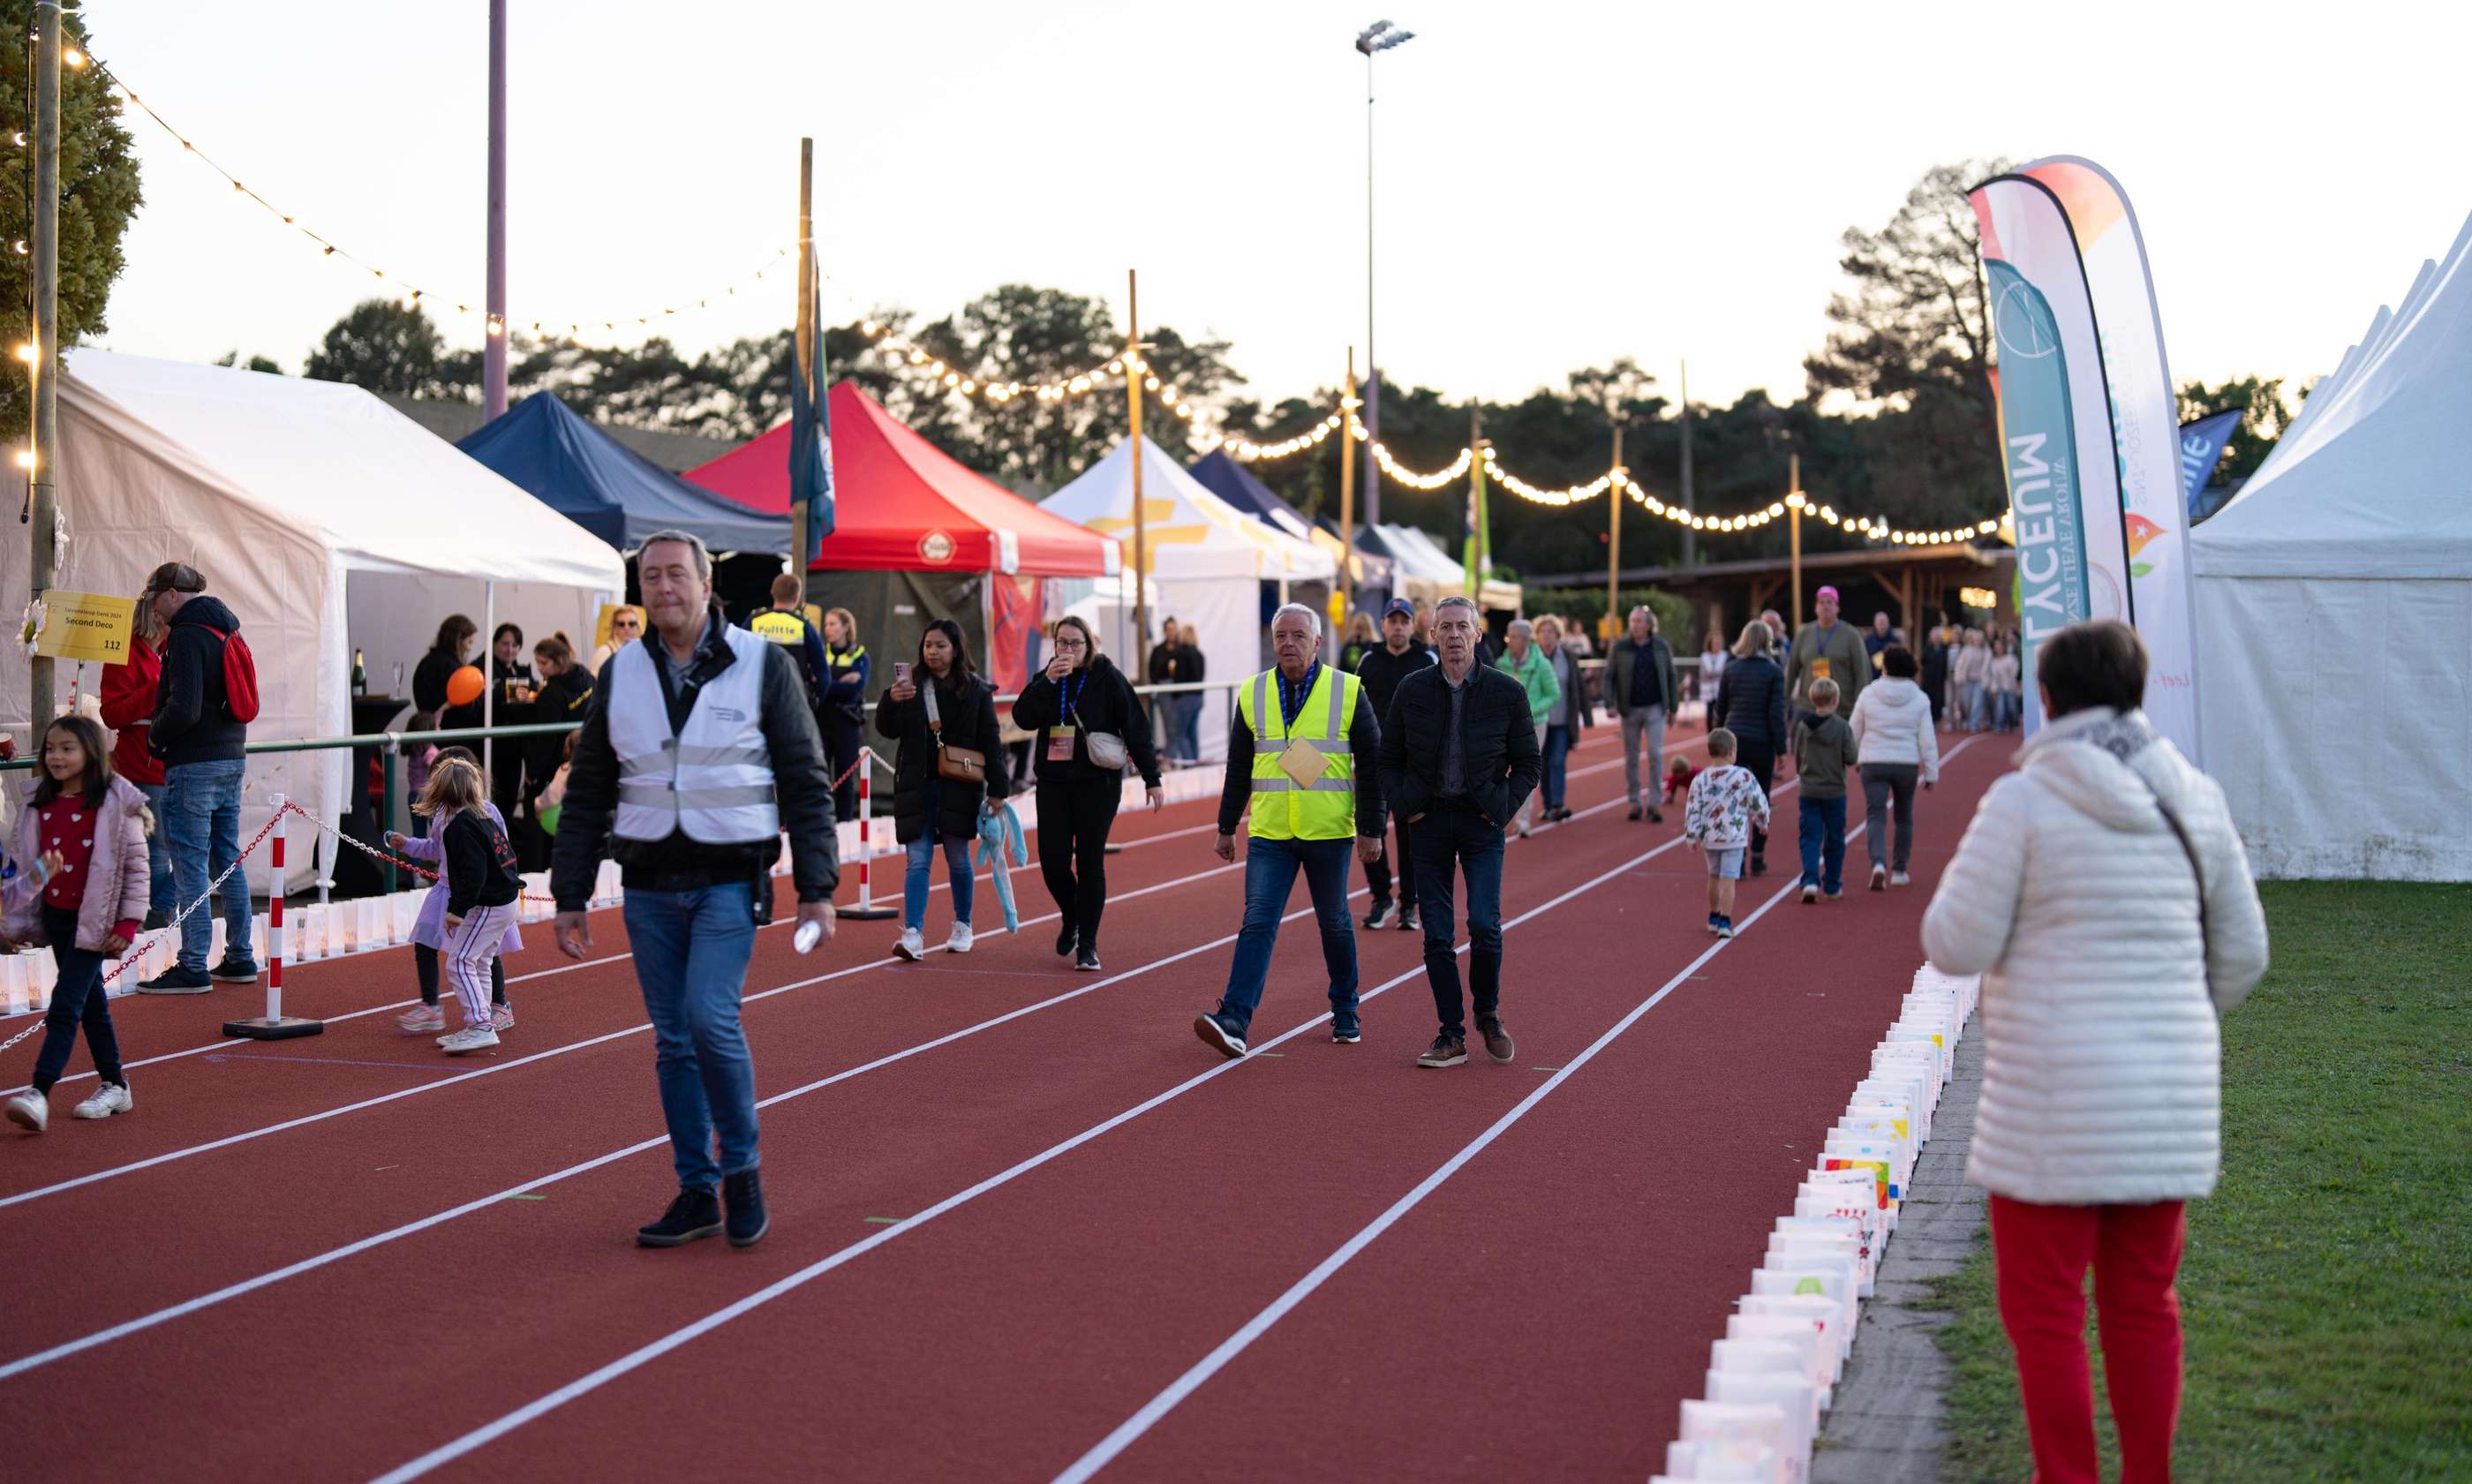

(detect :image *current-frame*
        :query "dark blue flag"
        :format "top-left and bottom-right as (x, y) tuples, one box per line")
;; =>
(2178, 409), (2242, 524)
(788, 275), (834, 561)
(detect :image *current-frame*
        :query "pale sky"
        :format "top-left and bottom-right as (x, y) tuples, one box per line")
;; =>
(88, 0), (2467, 423)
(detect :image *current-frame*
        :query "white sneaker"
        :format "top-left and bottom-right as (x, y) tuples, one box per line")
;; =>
(1870, 865), (1888, 892)
(490, 1005), (515, 1032)
(1801, 885), (1820, 904)
(396, 1003), (445, 1034)
(893, 928), (924, 961)
(72, 1082), (132, 1119)
(4, 1089), (47, 1132)
(437, 1025), (501, 1055)
(946, 923), (975, 955)
(1890, 870), (1911, 887)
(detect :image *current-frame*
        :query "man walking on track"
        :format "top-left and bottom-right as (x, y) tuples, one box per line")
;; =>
(1194, 604), (1384, 1059)
(1352, 597), (1435, 933)
(1788, 584), (1872, 715)
(136, 561), (260, 994)
(1607, 604), (1680, 824)
(1380, 596), (1541, 1069)
(551, 531), (839, 1252)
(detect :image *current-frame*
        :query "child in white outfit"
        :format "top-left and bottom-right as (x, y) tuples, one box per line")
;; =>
(1683, 727), (1772, 938)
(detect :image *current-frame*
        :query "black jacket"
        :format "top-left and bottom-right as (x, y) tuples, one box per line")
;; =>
(150, 595), (248, 766)
(441, 808), (523, 915)
(1215, 665), (1386, 839)
(413, 645), (480, 733)
(875, 670), (1010, 845)
(1378, 662), (1541, 829)
(550, 605), (840, 909)
(1711, 653), (1790, 752)
(1353, 643), (1436, 737)
(521, 666), (595, 800)
(1013, 653), (1162, 789)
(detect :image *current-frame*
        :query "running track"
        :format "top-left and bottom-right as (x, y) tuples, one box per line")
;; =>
(3, 719), (2010, 1481)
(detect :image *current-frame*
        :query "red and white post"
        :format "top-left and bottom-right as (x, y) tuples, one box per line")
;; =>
(840, 746), (895, 920)
(222, 795), (324, 1040)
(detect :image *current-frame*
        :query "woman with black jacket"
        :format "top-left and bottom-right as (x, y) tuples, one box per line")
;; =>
(875, 620), (1010, 962)
(413, 614), (483, 733)
(1708, 617), (1790, 875)
(1012, 617), (1163, 972)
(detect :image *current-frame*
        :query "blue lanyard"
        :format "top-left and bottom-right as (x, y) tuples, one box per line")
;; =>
(1059, 667), (1087, 724)
(1277, 663), (1318, 731)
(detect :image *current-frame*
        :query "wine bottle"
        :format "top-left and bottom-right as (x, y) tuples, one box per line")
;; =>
(351, 649), (367, 696)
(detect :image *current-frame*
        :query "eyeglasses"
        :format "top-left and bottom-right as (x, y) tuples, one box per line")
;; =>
(1052, 639), (1089, 652)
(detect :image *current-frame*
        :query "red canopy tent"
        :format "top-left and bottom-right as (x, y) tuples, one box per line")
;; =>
(685, 382), (1117, 697)
(685, 382), (1117, 577)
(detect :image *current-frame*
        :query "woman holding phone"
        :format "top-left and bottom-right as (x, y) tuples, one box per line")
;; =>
(875, 620), (1008, 962)
(1013, 617), (1162, 972)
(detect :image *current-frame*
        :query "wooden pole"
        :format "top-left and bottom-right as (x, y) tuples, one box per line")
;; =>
(790, 138), (813, 581)
(28, 6), (62, 725)
(1606, 423), (1624, 645)
(1127, 269), (1149, 680)
(1678, 358), (1695, 567)
(1788, 452), (1804, 634)
(1337, 350), (1360, 663)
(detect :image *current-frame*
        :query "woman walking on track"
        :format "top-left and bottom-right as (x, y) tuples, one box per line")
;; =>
(877, 619), (1008, 962)
(413, 757), (524, 1056)
(2, 717), (148, 1132)
(1013, 616), (1162, 971)
(1709, 619), (1789, 876)
(1849, 644), (1940, 891)
(1924, 620), (2268, 1484)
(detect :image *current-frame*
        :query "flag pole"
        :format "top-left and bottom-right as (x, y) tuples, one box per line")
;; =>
(790, 138), (814, 579)
(1127, 268), (1149, 681)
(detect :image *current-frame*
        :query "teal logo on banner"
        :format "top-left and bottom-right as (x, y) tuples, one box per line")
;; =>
(1986, 260), (2092, 731)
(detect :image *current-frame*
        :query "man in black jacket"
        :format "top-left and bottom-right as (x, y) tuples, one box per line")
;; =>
(135, 562), (260, 993)
(1606, 605), (1680, 824)
(1352, 598), (1436, 932)
(1377, 595), (1541, 1070)
(551, 531), (839, 1252)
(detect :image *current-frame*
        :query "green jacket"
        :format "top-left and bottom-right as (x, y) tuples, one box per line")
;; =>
(1788, 621), (1872, 712)
(1498, 644), (1560, 726)
(1790, 710), (1860, 801)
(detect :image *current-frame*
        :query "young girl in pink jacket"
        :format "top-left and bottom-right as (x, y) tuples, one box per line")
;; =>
(4, 717), (150, 1133)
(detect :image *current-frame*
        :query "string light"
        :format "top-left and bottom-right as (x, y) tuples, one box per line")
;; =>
(855, 325), (1213, 423)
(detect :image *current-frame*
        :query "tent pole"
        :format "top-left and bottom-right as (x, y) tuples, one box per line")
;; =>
(482, 579), (495, 794)
(1127, 268), (1149, 682)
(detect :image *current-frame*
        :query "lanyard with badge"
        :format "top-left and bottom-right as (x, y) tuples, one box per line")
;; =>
(1046, 668), (1087, 763)
(1274, 665), (1325, 787)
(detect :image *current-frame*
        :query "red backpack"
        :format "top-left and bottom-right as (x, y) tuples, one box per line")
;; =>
(220, 630), (260, 724)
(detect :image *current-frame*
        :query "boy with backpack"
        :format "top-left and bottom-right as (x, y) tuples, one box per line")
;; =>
(133, 561), (261, 993)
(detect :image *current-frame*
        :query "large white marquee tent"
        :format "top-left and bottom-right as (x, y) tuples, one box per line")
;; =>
(1040, 438), (1334, 763)
(2191, 209), (2472, 880)
(0, 351), (626, 891)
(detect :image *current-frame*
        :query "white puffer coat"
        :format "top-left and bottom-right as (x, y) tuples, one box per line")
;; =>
(1849, 676), (1941, 782)
(1922, 708), (2269, 1204)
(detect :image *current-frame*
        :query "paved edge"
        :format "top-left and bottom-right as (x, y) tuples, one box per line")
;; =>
(1809, 1019), (1988, 1483)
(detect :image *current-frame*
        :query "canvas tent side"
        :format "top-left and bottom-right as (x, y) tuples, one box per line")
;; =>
(1187, 449), (1394, 606)
(2189, 208), (2472, 880)
(2, 350), (626, 893)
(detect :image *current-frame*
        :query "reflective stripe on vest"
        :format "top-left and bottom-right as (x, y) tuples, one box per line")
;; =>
(606, 626), (782, 845)
(1234, 666), (1359, 840)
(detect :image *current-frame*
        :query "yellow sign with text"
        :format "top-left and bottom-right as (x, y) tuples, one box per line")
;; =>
(34, 591), (136, 666)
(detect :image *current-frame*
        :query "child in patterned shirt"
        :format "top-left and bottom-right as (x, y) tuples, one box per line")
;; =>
(1683, 727), (1771, 938)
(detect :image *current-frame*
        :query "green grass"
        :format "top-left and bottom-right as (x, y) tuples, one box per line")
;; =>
(1932, 881), (2472, 1483)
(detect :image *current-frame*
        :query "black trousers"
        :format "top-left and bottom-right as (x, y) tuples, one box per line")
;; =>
(416, 942), (507, 1006)
(1361, 811), (1419, 915)
(1036, 774), (1121, 952)
(825, 713), (864, 826)
(1736, 740), (1777, 864)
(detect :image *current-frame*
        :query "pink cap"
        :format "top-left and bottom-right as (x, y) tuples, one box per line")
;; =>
(1815, 585), (1841, 603)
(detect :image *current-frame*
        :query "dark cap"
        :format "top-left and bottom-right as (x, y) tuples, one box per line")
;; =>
(143, 561), (205, 597)
(1383, 598), (1415, 621)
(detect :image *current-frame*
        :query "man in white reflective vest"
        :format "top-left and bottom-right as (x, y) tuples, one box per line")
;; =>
(552, 531), (839, 1251)
(1193, 604), (1385, 1059)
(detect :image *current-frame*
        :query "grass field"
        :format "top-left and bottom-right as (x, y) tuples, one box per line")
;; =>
(1932, 881), (2472, 1483)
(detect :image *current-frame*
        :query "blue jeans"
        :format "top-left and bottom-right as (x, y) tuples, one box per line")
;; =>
(1799, 795), (1848, 893)
(134, 781), (175, 924)
(903, 830), (976, 931)
(1993, 690), (2021, 732)
(1541, 723), (1572, 810)
(1215, 835), (1359, 1036)
(622, 881), (761, 1192)
(1167, 694), (1202, 761)
(162, 758), (252, 972)
(1409, 807), (1506, 1038)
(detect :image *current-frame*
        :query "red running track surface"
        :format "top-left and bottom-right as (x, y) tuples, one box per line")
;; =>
(2, 720), (2010, 1482)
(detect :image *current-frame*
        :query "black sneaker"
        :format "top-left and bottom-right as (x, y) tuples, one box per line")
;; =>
(723, 1169), (768, 1248)
(1075, 947), (1102, 973)
(1627, 805), (1643, 821)
(1362, 900), (1397, 931)
(636, 1186), (723, 1247)
(209, 957), (261, 983)
(1647, 807), (1664, 824)
(1056, 923), (1078, 957)
(1749, 856), (1768, 878)
(1194, 1011), (1247, 1059)
(136, 966), (213, 995)
(1330, 1012), (1362, 1044)
(1397, 908), (1420, 933)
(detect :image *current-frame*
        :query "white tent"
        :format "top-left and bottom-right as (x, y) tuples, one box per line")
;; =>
(1374, 523), (1524, 614)
(1, 350), (626, 893)
(1041, 438), (1334, 763)
(2191, 209), (2472, 880)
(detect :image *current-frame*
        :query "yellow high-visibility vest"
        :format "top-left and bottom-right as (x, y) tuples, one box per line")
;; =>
(750, 609), (807, 646)
(1236, 664), (1361, 841)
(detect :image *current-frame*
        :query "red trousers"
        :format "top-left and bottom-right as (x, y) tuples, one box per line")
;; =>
(1988, 1194), (2188, 1484)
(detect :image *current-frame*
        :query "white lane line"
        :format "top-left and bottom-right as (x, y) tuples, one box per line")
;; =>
(1047, 735), (1986, 1483)
(0, 857), (1246, 1210)
(358, 825), (1708, 1484)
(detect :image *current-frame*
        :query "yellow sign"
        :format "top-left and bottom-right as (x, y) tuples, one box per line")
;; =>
(34, 591), (136, 666)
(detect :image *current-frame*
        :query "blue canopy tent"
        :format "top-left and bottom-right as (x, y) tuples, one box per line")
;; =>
(458, 391), (787, 554)
(1187, 449), (1393, 598)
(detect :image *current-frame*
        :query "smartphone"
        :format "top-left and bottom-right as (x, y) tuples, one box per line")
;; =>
(893, 662), (912, 687)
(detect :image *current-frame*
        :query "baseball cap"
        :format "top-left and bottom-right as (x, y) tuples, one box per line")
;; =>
(1815, 584), (1841, 603)
(1383, 599), (1415, 620)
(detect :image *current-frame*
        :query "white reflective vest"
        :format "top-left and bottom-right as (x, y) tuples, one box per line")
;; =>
(607, 626), (781, 844)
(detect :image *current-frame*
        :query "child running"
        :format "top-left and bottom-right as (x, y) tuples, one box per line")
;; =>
(1682, 727), (1769, 938)
(388, 747), (515, 1034)
(3, 717), (149, 1132)
(407, 756), (522, 1055)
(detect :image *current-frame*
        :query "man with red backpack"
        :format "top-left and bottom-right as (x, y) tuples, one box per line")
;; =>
(135, 561), (260, 993)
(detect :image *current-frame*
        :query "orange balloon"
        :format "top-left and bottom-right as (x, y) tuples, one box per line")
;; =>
(445, 665), (485, 708)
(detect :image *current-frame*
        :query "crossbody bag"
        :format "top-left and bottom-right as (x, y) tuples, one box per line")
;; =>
(2134, 772), (2215, 1006)
(921, 680), (988, 786)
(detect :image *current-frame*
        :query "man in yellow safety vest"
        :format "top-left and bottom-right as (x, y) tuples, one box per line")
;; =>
(1194, 604), (1386, 1059)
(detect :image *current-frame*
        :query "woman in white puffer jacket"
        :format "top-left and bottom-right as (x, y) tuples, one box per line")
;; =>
(1848, 644), (1940, 889)
(1923, 621), (2268, 1484)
